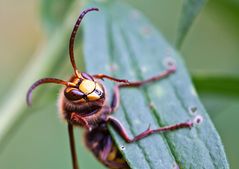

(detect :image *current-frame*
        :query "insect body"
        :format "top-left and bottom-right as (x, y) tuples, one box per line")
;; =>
(27, 8), (197, 169)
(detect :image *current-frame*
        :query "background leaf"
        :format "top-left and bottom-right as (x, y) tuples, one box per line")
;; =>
(193, 74), (239, 96)
(0, 0), (81, 149)
(176, 0), (208, 48)
(83, 1), (229, 168)
(40, 0), (75, 35)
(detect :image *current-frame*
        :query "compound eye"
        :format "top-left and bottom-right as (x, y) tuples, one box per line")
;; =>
(64, 88), (84, 101)
(81, 72), (94, 81)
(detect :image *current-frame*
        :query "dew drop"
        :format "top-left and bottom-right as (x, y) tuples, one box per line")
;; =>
(120, 145), (126, 151)
(163, 57), (176, 69)
(193, 115), (203, 125)
(188, 106), (197, 115)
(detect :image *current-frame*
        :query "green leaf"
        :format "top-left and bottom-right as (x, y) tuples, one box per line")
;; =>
(176, 0), (208, 48)
(193, 74), (239, 96)
(0, 0), (83, 148)
(83, 1), (229, 169)
(40, 0), (75, 35)
(192, 73), (239, 119)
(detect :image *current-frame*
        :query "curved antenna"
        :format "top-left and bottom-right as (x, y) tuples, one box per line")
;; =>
(26, 78), (72, 106)
(69, 8), (99, 77)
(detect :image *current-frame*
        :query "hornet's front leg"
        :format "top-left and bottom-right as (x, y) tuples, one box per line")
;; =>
(70, 112), (91, 130)
(93, 74), (129, 83)
(110, 66), (176, 112)
(94, 66), (175, 86)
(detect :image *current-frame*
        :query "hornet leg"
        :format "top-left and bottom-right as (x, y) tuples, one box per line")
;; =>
(107, 116), (194, 143)
(110, 67), (176, 112)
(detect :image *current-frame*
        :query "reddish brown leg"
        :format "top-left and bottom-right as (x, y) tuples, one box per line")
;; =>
(110, 67), (176, 112)
(119, 66), (176, 88)
(107, 116), (194, 143)
(93, 74), (129, 83)
(68, 123), (79, 169)
(93, 66), (175, 84)
(71, 112), (91, 130)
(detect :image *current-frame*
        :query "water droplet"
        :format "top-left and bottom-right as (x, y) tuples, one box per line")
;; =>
(120, 145), (126, 151)
(188, 106), (197, 115)
(193, 115), (203, 125)
(163, 57), (176, 69)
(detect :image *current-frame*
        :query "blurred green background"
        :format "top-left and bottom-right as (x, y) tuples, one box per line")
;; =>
(0, 0), (238, 168)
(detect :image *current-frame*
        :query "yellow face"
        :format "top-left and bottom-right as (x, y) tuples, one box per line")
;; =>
(64, 74), (104, 102)
(79, 79), (104, 101)
(79, 79), (95, 95)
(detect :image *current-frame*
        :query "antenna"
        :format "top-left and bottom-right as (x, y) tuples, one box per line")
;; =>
(69, 8), (99, 77)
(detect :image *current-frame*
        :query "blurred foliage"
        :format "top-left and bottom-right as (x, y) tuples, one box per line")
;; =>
(40, 0), (75, 35)
(176, 0), (208, 48)
(0, 0), (238, 169)
(0, 0), (82, 149)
